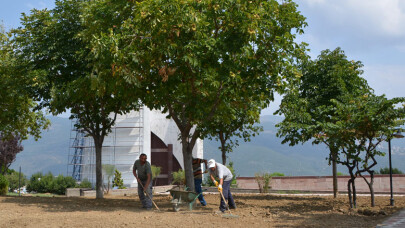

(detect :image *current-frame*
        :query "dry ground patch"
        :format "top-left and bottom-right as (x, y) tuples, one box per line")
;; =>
(1, 193), (404, 227)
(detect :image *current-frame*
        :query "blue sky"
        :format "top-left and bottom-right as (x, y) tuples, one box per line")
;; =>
(1, 0), (404, 116)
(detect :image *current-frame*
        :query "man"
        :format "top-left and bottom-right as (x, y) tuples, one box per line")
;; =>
(208, 159), (236, 212)
(192, 157), (208, 206)
(133, 153), (152, 210)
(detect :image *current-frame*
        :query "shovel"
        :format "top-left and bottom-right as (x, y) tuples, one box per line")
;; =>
(219, 189), (239, 218)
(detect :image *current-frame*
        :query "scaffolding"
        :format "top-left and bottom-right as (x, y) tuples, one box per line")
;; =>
(67, 109), (144, 186)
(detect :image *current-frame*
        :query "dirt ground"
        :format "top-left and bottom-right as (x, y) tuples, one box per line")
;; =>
(1, 193), (405, 228)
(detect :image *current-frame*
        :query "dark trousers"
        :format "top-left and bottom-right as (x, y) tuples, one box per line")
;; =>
(194, 178), (206, 206)
(138, 180), (152, 209)
(220, 180), (236, 212)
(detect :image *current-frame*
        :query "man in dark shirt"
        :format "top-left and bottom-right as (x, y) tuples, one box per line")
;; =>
(133, 153), (152, 210)
(192, 157), (207, 206)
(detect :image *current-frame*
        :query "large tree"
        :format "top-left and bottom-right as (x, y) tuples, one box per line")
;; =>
(317, 95), (405, 208)
(13, 0), (140, 198)
(112, 0), (307, 191)
(275, 48), (371, 198)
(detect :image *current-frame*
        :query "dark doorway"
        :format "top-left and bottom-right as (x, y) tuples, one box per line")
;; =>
(151, 132), (182, 185)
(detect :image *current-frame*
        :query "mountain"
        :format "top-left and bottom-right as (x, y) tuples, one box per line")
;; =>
(10, 115), (405, 178)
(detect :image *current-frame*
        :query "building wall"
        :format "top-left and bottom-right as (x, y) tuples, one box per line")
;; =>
(237, 175), (405, 193)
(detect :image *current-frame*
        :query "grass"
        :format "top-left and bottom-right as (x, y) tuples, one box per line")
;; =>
(6, 192), (63, 197)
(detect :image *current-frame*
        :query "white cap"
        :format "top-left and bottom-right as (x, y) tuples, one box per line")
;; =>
(208, 159), (216, 168)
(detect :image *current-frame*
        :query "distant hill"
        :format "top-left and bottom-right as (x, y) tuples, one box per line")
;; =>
(10, 115), (405, 178)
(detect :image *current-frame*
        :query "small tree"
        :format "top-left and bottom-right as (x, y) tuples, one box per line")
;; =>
(151, 165), (161, 187)
(102, 164), (115, 194)
(255, 173), (272, 193)
(5, 170), (27, 191)
(0, 134), (24, 175)
(112, 169), (125, 189)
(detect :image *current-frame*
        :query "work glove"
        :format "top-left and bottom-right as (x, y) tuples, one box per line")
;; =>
(218, 184), (222, 192)
(214, 181), (219, 187)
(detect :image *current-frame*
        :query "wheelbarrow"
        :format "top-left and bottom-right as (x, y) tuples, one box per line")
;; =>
(168, 187), (201, 212)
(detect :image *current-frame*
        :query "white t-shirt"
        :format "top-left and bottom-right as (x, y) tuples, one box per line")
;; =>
(210, 162), (233, 182)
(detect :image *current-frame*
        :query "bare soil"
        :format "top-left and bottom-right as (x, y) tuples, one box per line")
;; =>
(1, 193), (404, 227)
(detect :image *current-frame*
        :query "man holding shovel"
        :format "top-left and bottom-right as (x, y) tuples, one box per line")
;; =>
(133, 153), (153, 210)
(208, 159), (236, 213)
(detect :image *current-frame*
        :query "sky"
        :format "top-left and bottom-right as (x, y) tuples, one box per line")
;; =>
(1, 0), (404, 116)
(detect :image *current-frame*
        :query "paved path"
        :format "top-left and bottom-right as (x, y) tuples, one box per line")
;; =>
(377, 209), (405, 228)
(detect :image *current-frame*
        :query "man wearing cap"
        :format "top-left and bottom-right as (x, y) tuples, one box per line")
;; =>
(208, 159), (236, 212)
(133, 153), (152, 210)
(193, 157), (208, 206)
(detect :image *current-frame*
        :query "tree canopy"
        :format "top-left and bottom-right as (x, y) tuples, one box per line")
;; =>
(109, 0), (307, 190)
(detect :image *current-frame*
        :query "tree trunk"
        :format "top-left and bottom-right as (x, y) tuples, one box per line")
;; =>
(369, 174), (375, 207)
(331, 149), (338, 198)
(94, 137), (104, 199)
(347, 179), (353, 208)
(181, 137), (195, 192)
(220, 136), (227, 165)
(352, 178), (357, 208)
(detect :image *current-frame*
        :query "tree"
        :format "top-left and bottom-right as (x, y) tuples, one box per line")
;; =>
(102, 164), (115, 194)
(12, 0), (140, 198)
(0, 24), (49, 141)
(275, 48), (371, 198)
(151, 165), (161, 187)
(113, 0), (307, 191)
(317, 95), (405, 207)
(112, 169), (125, 189)
(204, 100), (263, 165)
(0, 134), (24, 175)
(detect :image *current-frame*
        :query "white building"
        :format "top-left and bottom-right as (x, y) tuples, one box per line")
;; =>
(68, 107), (203, 187)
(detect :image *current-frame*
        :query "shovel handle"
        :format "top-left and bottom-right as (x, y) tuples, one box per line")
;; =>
(138, 181), (160, 211)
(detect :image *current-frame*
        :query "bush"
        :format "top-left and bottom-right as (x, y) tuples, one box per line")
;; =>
(27, 172), (76, 195)
(0, 175), (9, 195)
(151, 165), (161, 186)
(226, 162), (237, 186)
(53, 175), (76, 195)
(376, 167), (403, 174)
(5, 171), (27, 191)
(76, 178), (92, 189)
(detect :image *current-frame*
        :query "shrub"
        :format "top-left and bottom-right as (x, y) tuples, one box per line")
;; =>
(376, 167), (403, 174)
(26, 172), (45, 193)
(172, 169), (185, 186)
(53, 175), (76, 195)
(76, 178), (92, 189)
(112, 169), (125, 189)
(226, 162), (237, 186)
(271, 172), (285, 177)
(255, 172), (272, 193)
(5, 171), (27, 191)
(0, 175), (9, 195)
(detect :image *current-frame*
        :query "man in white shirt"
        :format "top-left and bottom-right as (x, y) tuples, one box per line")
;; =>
(208, 159), (236, 212)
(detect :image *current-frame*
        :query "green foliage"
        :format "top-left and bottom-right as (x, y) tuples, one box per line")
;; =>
(376, 167), (403, 175)
(103, 164), (115, 193)
(271, 172), (285, 177)
(53, 175), (76, 195)
(0, 25), (49, 140)
(337, 172), (346, 176)
(226, 162), (237, 186)
(77, 178), (92, 189)
(112, 169), (125, 189)
(5, 171), (27, 191)
(255, 173), (272, 193)
(26, 172), (76, 195)
(171, 170), (186, 186)
(0, 174), (9, 195)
